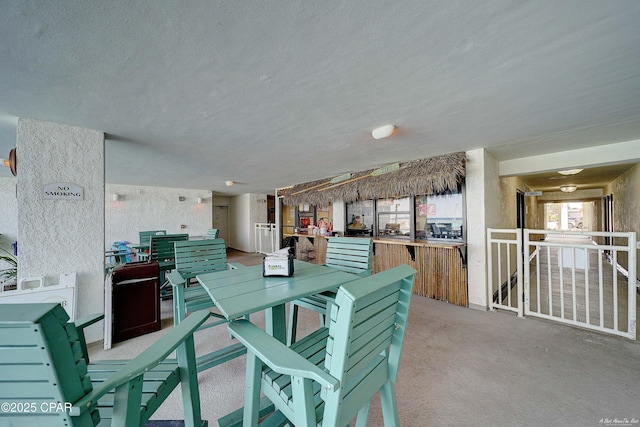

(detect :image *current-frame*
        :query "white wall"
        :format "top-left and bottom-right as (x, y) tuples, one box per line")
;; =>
(105, 184), (212, 248)
(606, 163), (640, 275)
(229, 193), (268, 252)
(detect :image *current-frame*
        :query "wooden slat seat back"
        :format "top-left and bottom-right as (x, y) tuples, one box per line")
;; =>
(149, 233), (189, 266)
(138, 230), (166, 248)
(287, 237), (374, 345)
(227, 264), (416, 427)
(0, 303), (99, 426)
(324, 236), (374, 276)
(168, 239), (247, 372)
(172, 239), (229, 319)
(0, 303), (209, 427)
(174, 238), (228, 281)
(204, 229), (219, 239)
(149, 234), (189, 290)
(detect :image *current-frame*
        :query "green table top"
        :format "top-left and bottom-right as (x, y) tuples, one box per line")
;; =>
(196, 260), (356, 321)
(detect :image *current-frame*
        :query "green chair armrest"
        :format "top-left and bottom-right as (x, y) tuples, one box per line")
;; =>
(73, 313), (105, 363)
(167, 270), (186, 287)
(70, 309), (210, 416)
(75, 312), (105, 331)
(228, 319), (339, 391)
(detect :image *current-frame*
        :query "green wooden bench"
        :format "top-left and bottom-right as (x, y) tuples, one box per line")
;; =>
(149, 233), (189, 298)
(167, 239), (247, 372)
(287, 236), (374, 345)
(0, 303), (209, 427)
(226, 264), (416, 427)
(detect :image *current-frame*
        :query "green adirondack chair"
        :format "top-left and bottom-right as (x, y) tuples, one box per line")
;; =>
(167, 238), (247, 372)
(0, 303), (209, 427)
(287, 237), (374, 345)
(227, 264), (416, 427)
(149, 233), (189, 298)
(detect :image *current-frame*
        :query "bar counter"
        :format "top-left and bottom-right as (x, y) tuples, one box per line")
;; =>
(284, 234), (468, 307)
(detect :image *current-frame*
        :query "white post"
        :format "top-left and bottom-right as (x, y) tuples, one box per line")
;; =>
(628, 232), (637, 340)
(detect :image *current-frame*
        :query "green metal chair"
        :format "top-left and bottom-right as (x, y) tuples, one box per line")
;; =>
(167, 238), (247, 372)
(287, 236), (373, 345)
(227, 264), (416, 427)
(0, 303), (209, 427)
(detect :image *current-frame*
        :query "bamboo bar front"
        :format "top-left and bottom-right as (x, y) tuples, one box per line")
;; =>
(288, 235), (468, 307)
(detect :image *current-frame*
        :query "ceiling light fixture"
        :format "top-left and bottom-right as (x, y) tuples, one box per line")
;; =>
(225, 181), (235, 187)
(371, 125), (396, 140)
(557, 169), (583, 176)
(560, 185), (577, 193)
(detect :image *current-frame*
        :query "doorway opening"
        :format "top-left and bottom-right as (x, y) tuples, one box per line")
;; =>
(543, 202), (595, 232)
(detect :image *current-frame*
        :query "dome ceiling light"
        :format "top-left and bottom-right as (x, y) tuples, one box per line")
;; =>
(557, 169), (583, 176)
(560, 185), (577, 193)
(371, 125), (396, 140)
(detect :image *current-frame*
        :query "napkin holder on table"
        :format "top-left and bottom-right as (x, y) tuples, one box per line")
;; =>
(262, 248), (294, 277)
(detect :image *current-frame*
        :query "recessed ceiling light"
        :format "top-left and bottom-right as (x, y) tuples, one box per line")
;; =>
(560, 185), (577, 193)
(225, 181), (235, 186)
(557, 169), (583, 176)
(372, 125), (396, 140)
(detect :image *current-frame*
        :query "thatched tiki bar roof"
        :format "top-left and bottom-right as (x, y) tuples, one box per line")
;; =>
(281, 152), (466, 206)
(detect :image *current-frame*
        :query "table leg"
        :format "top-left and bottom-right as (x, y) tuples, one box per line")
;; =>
(265, 304), (286, 343)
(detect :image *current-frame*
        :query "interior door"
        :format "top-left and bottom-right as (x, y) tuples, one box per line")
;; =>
(214, 205), (230, 244)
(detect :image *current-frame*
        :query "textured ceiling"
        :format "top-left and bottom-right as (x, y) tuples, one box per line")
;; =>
(1, 1), (639, 195)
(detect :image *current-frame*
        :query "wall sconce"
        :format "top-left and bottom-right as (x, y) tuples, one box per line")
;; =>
(196, 194), (213, 204)
(0, 148), (17, 176)
(560, 185), (577, 193)
(112, 193), (121, 201)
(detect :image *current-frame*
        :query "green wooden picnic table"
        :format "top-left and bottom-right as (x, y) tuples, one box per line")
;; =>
(196, 260), (355, 344)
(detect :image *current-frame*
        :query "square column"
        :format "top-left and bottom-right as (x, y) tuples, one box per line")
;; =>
(17, 118), (104, 341)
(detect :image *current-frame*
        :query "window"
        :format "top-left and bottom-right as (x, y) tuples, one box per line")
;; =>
(345, 200), (374, 236)
(377, 197), (411, 238)
(415, 192), (463, 240)
(345, 190), (464, 241)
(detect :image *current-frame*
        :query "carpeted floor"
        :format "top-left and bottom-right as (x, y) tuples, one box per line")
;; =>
(89, 249), (640, 427)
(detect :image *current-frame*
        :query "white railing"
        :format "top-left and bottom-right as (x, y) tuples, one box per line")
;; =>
(487, 229), (523, 316)
(524, 229), (636, 340)
(255, 223), (277, 254)
(487, 228), (636, 340)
